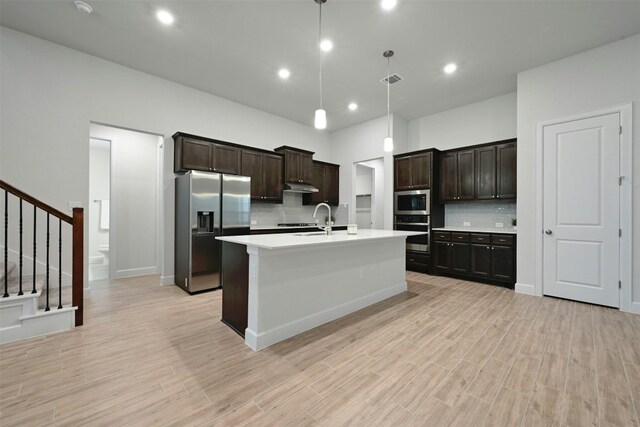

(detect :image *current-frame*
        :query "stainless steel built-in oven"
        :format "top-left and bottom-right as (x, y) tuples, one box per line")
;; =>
(395, 189), (430, 215)
(395, 215), (430, 253)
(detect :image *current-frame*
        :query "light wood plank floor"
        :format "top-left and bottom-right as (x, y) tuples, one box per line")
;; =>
(1, 272), (639, 426)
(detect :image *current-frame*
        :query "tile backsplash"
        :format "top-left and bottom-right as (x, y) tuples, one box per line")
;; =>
(251, 192), (348, 226)
(445, 202), (517, 228)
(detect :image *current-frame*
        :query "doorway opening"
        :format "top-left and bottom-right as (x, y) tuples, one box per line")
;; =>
(88, 138), (111, 281)
(88, 123), (164, 284)
(353, 158), (384, 229)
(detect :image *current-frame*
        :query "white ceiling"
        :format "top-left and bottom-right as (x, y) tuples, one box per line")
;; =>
(1, 0), (639, 132)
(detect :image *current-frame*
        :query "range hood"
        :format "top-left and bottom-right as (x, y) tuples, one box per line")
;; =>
(283, 182), (319, 193)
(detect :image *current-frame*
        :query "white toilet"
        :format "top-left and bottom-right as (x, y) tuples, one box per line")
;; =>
(98, 244), (110, 265)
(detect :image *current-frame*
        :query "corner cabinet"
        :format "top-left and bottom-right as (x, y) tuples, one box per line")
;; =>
(303, 161), (340, 206)
(240, 149), (283, 203)
(274, 146), (314, 185)
(433, 231), (516, 287)
(174, 133), (241, 175)
(394, 152), (432, 190)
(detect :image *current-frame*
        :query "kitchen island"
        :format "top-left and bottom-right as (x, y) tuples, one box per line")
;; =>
(216, 229), (423, 350)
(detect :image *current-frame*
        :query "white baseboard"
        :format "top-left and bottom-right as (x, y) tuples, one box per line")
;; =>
(515, 282), (538, 296)
(160, 275), (175, 286)
(114, 266), (158, 279)
(245, 281), (408, 351)
(626, 301), (640, 315)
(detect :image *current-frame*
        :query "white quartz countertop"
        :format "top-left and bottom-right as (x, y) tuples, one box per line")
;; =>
(432, 227), (517, 235)
(217, 229), (425, 250)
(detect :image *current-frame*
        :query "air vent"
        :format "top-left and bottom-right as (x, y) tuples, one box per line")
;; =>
(381, 74), (403, 85)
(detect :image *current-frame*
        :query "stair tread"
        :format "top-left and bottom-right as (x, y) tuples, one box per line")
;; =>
(2, 274), (72, 309)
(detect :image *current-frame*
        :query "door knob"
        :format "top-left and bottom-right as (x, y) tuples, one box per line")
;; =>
(545, 229), (553, 235)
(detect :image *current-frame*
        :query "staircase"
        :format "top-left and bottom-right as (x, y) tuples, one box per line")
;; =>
(1, 180), (84, 344)
(0, 261), (76, 344)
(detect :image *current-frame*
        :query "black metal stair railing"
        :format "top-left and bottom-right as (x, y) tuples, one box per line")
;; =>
(1, 180), (84, 326)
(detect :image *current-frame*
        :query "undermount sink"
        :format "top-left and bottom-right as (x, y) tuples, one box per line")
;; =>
(293, 232), (327, 236)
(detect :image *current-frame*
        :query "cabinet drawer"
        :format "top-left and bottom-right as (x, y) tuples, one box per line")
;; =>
(491, 234), (514, 246)
(433, 231), (451, 242)
(451, 232), (469, 243)
(406, 253), (428, 265)
(470, 233), (491, 244)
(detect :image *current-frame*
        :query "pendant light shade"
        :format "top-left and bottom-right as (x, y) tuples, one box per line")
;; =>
(384, 136), (394, 152)
(314, 108), (327, 130)
(314, 0), (328, 130)
(383, 50), (395, 152)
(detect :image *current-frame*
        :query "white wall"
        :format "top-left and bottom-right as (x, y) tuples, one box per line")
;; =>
(330, 114), (407, 229)
(517, 34), (640, 310)
(407, 92), (517, 151)
(359, 159), (385, 229)
(88, 139), (110, 262)
(90, 125), (161, 278)
(0, 27), (331, 285)
(355, 165), (373, 195)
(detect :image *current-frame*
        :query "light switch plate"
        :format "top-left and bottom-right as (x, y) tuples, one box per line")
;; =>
(463, 222), (471, 227)
(495, 222), (504, 228)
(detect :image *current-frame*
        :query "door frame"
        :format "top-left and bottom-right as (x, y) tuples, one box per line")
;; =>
(533, 103), (634, 313)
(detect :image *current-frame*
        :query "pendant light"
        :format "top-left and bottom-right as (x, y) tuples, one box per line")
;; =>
(383, 50), (394, 152)
(314, 0), (327, 130)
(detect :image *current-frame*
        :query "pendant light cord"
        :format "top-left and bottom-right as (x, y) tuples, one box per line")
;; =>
(387, 55), (391, 137)
(318, 1), (323, 109)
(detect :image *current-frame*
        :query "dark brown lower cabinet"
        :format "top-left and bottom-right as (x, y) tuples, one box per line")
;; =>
(470, 244), (492, 278)
(221, 242), (249, 337)
(433, 241), (451, 274)
(451, 243), (470, 274)
(491, 245), (514, 282)
(433, 231), (515, 287)
(406, 251), (429, 274)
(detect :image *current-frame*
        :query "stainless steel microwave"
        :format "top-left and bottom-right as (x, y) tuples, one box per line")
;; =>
(394, 189), (430, 215)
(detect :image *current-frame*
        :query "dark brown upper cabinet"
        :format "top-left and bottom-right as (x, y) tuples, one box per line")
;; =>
(174, 133), (240, 174)
(274, 146), (315, 185)
(496, 142), (517, 199)
(475, 141), (517, 201)
(304, 161), (340, 206)
(394, 152), (432, 191)
(240, 149), (283, 203)
(476, 145), (497, 200)
(440, 149), (475, 201)
(212, 143), (241, 175)
(439, 139), (516, 203)
(175, 137), (212, 172)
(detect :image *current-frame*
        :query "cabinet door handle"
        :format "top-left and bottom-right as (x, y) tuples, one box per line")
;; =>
(487, 246), (490, 249)
(491, 247), (495, 250)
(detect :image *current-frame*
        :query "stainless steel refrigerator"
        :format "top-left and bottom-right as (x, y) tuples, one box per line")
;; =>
(175, 171), (250, 293)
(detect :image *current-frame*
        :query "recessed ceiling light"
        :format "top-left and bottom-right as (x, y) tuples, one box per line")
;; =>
(278, 68), (290, 79)
(381, 0), (397, 11)
(444, 63), (457, 74)
(320, 39), (333, 52)
(348, 102), (358, 111)
(156, 9), (175, 26)
(74, 0), (93, 14)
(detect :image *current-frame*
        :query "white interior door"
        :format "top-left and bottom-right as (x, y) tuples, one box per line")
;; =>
(543, 113), (620, 307)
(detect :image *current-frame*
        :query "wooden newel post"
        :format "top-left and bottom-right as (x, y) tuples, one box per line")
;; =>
(72, 207), (84, 326)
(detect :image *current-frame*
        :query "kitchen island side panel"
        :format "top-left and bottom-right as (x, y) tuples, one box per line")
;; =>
(244, 237), (407, 350)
